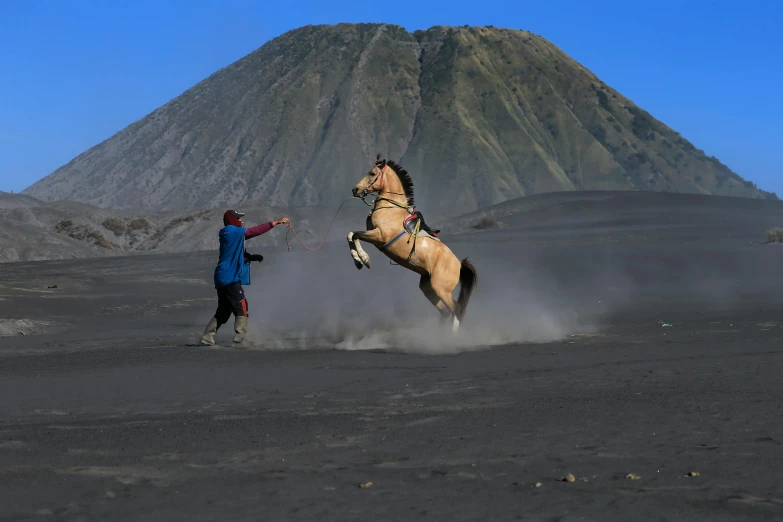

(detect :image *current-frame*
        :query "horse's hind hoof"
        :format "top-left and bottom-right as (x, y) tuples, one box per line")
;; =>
(353, 259), (363, 270)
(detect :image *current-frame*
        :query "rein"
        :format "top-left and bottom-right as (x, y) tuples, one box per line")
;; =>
(283, 164), (411, 252)
(365, 195), (411, 214)
(284, 196), (361, 251)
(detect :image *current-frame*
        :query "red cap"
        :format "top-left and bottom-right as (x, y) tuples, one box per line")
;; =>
(223, 209), (245, 227)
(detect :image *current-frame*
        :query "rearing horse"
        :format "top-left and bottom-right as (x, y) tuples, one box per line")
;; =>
(347, 155), (478, 332)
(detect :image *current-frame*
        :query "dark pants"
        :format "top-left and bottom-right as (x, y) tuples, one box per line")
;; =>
(214, 282), (248, 326)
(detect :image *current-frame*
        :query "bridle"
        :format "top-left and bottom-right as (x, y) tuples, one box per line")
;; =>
(358, 163), (412, 214)
(357, 162), (389, 197)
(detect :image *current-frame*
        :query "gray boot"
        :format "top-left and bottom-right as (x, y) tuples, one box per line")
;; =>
(233, 316), (248, 344)
(200, 317), (219, 346)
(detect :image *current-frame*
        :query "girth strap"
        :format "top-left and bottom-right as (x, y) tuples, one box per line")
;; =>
(380, 230), (407, 250)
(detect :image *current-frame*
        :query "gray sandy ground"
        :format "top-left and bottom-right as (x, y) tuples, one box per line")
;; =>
(2, 194), (783, 521)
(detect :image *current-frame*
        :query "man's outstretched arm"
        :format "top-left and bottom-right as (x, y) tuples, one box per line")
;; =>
(244, 217), (290, 240)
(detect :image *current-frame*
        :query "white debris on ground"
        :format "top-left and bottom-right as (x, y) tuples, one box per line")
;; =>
(0, 318), (55, 337)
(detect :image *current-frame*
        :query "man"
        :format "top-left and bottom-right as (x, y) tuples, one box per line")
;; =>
(200, 209), (290, 346)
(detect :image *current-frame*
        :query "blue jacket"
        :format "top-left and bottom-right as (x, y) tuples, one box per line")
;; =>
(214, 225), (251, 288)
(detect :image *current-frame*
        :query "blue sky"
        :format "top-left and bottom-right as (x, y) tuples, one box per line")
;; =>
(1, 0), (780, 195)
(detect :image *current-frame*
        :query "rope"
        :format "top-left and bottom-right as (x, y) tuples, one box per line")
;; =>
(374, 196), (410, 211)
(284, 197), (360, 252)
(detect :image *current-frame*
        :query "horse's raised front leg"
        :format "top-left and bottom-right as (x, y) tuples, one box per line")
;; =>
(347, 232), (364, 269)
(347, 229), (383, 269)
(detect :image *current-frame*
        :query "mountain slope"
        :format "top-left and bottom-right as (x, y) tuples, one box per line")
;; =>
(4, 190), (783, 264)
(0, 199), (372, 263)
(402, 27), (775, 209)
(0, 191), (44, 209)
(23, 24), (776, 213)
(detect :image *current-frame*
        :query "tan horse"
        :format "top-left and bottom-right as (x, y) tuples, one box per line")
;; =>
(348, 155), (478, 332)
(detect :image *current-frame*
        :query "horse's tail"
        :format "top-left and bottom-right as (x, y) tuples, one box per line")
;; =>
(456, 258), (478, 322)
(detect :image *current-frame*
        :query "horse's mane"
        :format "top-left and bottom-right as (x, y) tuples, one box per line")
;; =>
(384, 160), (414, 207)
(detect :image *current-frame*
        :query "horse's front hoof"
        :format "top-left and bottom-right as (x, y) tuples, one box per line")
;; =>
(350, 250), (363, 269)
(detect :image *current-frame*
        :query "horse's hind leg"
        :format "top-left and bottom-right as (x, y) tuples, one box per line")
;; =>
(419, 275), (451, 324)
(429, 271), (461, 333)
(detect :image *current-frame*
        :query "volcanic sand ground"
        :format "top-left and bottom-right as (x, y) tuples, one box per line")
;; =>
(2, 194), (783, 521)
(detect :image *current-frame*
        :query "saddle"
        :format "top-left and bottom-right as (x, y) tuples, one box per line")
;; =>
(404, 211), (440, 241)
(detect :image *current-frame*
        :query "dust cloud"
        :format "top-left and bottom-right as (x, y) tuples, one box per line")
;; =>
(228, 193), (783, 354)
(242, 241), (600, 354)
(228, 219), (783, 354)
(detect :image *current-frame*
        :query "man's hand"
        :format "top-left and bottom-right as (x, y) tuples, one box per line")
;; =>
(272, 217), (290, 227)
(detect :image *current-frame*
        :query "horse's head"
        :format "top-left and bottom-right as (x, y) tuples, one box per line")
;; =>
(353, 154), (387, 198)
